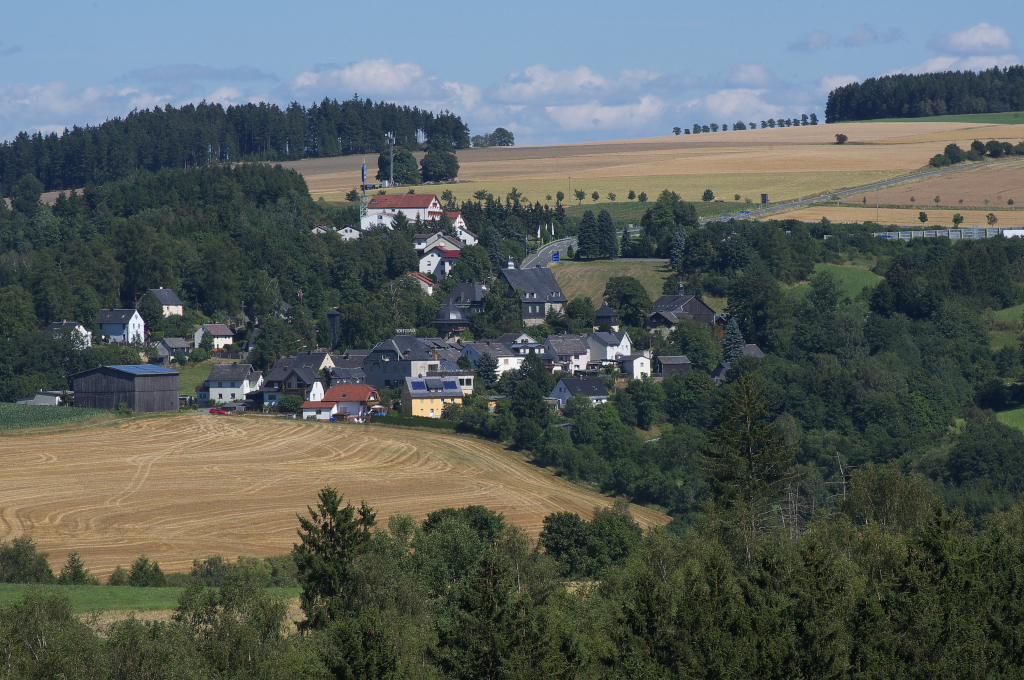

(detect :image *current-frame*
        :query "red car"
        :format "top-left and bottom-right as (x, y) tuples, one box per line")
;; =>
(209, 408), (229, 415)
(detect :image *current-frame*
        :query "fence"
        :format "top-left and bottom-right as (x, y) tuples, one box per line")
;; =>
(872, 226), (1016, 241)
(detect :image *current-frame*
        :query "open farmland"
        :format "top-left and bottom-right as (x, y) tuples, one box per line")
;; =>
(837, 158), (1024, 209)
(0, 415), (667, 578)
(281, 121), (1024, 207)
(0, 403), (108, 430)
(768, 205), (1024, 228)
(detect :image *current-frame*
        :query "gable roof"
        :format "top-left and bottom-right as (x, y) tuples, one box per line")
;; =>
(72, 364), (178, 379)
(208, 363), (254, 382)
(464, 340), (516, 358)
(158, 337), (190, 349)
(403, 376), (464, 398)
(589, 331), (626, 347)
(595, 302), (618, 321)
(422, 245), (460, 258)
(367, 194), (438, 210)
(494, 332), (538, 345)
(546, 335), (589, 356)
(408, 271), (435, 286)
(500, 267), (566, 303)
(46, 321), (86, 332)
(657, 355), (691, 365)
(322, 384), (379, 403)
(369, 336), (435, 362)
(435, 298), (468, 322)
(743, 344), (765, 358)
(328, 366), (367, 379)
(150, 288), (183, 306)
(98, 309), (140, 324)
(556, 377), (609, 399)
(200, 323), (234, 337)
(445, 281), (486, 307)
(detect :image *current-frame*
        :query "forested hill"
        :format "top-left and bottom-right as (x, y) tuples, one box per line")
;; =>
(0, 97), (470, 192)
(825, 66), (1024, 122)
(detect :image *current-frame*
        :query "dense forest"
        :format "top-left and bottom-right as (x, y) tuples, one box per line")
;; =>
(0, 97), (470, 192)
(825, 65), (1024, 121)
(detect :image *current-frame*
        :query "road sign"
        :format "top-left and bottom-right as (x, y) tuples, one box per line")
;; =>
(552, 251), (559, 262)
(761, 193), (768, 205)
(362, 164), (367, 183)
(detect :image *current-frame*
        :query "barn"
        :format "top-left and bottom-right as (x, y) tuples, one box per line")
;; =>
(71, 365), (180, 412)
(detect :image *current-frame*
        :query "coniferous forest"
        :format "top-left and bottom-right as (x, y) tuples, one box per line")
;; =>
(825, 65), (1024, 121)
(0, 97), (470, 192)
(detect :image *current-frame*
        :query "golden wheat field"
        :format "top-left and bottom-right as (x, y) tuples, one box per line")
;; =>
(837, 157), (1024, 208)
(770, 206), (1024, 228)
(0, 415), (667, 577)
(282, 121), (1024, 206)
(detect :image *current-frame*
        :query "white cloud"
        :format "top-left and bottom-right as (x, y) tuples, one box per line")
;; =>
(440, 81), (482, 110)
(930, 23), (1013, 54)
(684, 89), (782, 121)
(207, 86), (246, 106)
(844, 24), (901, 47)
(817, 74), (859, 97)
(789, 31), (831, 52)
(497, 65), (661, 102)
(544, 96), (666, 131)
(289, 59), (428, 96)
(729, 63), (773, 87)
(891, 54), (1021, 75)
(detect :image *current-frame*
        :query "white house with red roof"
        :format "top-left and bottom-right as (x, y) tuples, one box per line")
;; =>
(448, 212), (478, 245)
(366, 194), (443, 222)
(301, 384), (381, 421)
(407, 271), (436, 295)
(419, 245), (460, 278)
(413, 232), (463, 253)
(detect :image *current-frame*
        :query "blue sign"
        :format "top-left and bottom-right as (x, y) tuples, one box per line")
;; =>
(361, 164), (367, 182)
(551, 251), (559, 262)
(739, 210), (750, 215)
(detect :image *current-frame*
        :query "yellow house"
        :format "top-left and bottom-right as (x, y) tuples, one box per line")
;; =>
(401, 376), (464, 418)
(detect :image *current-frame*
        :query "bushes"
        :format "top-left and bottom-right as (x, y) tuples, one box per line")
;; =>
(0, 536), (53, 584)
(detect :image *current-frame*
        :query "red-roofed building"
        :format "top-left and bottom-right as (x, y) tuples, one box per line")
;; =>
(407, 271), (436, 295)
(366, 194), (443, 222)
(447, 212), (478, 246)
(419, 245), (461, 278)
(301, 383), (381, 421)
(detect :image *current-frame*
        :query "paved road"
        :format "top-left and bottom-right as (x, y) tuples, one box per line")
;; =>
(700, 157), (1023, 225)
(522, 237), (577, 268)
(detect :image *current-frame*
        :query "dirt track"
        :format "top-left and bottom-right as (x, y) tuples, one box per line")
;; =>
(0, 415), (667, 577)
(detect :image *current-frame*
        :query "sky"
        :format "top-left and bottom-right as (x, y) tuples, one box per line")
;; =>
(0, 0), (1021, 146)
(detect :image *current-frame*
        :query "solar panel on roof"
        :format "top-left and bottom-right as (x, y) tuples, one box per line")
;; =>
(110, 365), (179, 375)
(443, 381), (457, 389)
(411, 381), (426, 391)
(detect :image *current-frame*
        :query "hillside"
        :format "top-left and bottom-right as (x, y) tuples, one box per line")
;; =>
(0, 415), (667, 577)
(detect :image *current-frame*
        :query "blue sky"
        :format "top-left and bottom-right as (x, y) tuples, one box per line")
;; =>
(0, 1), (1020, 145)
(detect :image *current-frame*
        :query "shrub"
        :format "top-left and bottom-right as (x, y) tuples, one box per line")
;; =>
(278, 394), (303, 413)
(929, 153), (951, 167)
(835, 133), (848, 144)
(128, 555), (166, 587)
(188, 348), (210, 363)
(107, 565), (129, 586)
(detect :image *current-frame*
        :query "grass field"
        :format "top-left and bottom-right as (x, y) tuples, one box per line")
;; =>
(549, 259), (672, 304)
(175, 359), (245, 397)
(0, 584), (301, 613)
(794, 263), (883, 298)
(996, 405), (1024, 433)
(861, 112), (1024, 125)
(0, 403), (108, 430)
(0, 415), (667, 578)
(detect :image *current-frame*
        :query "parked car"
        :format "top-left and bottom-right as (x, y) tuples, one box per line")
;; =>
(209, 408), (229, 415)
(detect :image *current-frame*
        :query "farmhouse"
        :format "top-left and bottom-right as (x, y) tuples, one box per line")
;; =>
(149, 288), (184, 317)
(98, 309), (145, 344)
(366, 194), (444, 222)
(45, 320), (92, 347)
(72, 364), (179, 412)
(194, 324), (234, 350)
(401, 376), (464, 418)
(549, 377), (609, 407)
(198, 363), (263, 403)
(499, 265), (567, 326)
(302, 383), (380, 421)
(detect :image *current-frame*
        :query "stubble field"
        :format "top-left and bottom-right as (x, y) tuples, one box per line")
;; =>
(282, 121), (1024, 208)
(0, 415), (667, 578)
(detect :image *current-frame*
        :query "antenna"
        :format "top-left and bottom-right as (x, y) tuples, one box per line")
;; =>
(385, 131), (395, 187)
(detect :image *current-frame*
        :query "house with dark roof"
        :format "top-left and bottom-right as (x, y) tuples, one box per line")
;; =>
(155, 337), (190, 362)
(326, 366), (367, 386)
(594, 302), (619, 330)
(433, 298), (470, 339)
(655, 355), (691, 376)
(149, 288), (183, 317)
(743, 344), (765, 358)
(648, 283), (719, 333)
(616, 352), (652, 378)
(198, 363), (263, 403)
(498, 265), (567, 327)
(302, 384), (380, 421)
(98, 309), (145, 344)
(461, 340), (524, 377)
(420, 245), (460, 278)
(543, 334), (590, 374)
(258, 359), (325, 409)
(585, 331), (631, 365)
(46, 320), (92, 348)
(194, 324), (234, 350)
(366, 193), (444, 221)
(363, 336), (439, 389)
(413, 232), (463, 253)
(71, 364), (179, 412)
(401, 376), (464, 418)
(549, 377), (609, 407)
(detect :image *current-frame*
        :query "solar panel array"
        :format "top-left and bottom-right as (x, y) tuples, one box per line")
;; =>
(443, 381), (458, 390)
(411, 381), (426, 391)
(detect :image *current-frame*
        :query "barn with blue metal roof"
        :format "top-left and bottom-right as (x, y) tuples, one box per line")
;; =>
(71, 364), (180, 412)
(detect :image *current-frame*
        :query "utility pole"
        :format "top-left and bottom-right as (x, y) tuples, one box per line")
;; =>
(385, 131), (395, 187)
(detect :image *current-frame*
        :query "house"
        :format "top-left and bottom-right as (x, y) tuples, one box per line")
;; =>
(71, 364), (179, 412)
(461, 340), (524, 377)
(337, 225), (363, 241)
(495, 332), (543, 356)
(326, 367), (367, 386)
(419, 245), (460, 278)
(448, 213), (478, 245)
(366, 194), (444, 222)
(544, 334), (590, 374)
(360, 211), (398, 231)
(427, 368), (474, 395)
(98, 309), (145, 344)
(46, 320), (92, 348)
(194, 324), (234, 350)
(432, 298), (470, 339)
(293, 351), (336, 372)
(258, 360), (325, 409)
(711, 362), (731, 385)
(413, 232), (463, 253)
(499, 265), (567, 326)
(585, 331), (632, 365)
(594, 302), (619, 331)
(401, 376), (464, 418)
(648, 284), (719, 333)
(197, 363), (263, 403)
(16, 391), (69, 406)
(302, 384), (380, 421)
(363, 336), (440, 389)
(149, 288), (184, 317)
(311, 224), (330, 235)
(433, 281), (487, 336)
(549, 377), (609, 407)
(617, 352), (652, 379)
(655, 355), (691, 376)
(744, 344), (766, 358)
(408, 271), (436, 296)
(155, 337), (190, 362)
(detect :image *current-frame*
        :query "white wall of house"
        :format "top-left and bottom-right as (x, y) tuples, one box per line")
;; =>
(338, 226), (362, 241)
(303, 403), (337, 420)
(419, 249), (458, 278)
(622, 356), (651, 379)
(194, 327), (233, 350)
(101, 311), (145, 343)
(360, 212), (396, 231)
(461, 345), (523, 376)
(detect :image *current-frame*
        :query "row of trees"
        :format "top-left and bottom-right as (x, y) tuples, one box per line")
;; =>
(825, 65), (1024, 121)
(929, 138), (1024, 166)
(674, 114), (818, 135)
(374, 147), (461, 184)
(0, 96), (470, 192)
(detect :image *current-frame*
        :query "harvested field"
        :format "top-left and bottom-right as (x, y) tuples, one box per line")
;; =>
(767, 205), (1024, 228)
(840, 158), (1024, 208)
(550, 260), (672, 304)
(0, 415), (668, 578)
(282, 122), (1024, 206)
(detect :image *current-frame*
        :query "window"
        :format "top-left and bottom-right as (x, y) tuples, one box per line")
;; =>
(218, 382), (223, 387)
(503, 359), (509, 365)
(231, 393), (235, 399)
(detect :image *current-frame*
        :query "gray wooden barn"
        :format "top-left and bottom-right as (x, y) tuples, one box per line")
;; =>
(71, 365), (180, 412)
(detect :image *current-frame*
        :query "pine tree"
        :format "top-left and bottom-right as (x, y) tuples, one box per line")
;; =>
(577, 210), (598, 258)
(596, 209), (617, 258)
(669, 229), (687, 272)
(620, 229), (632, 258)
(476, 351), (499, 387)
(724, 317), (745, 362)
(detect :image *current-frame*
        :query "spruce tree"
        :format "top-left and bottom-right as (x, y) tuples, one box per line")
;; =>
(620, 229), (632, 258)
(577, 210), (598, 258)
(596, 209), (617, 258)
(669, 229), (687, 272)
(724, 317), (745, 362)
